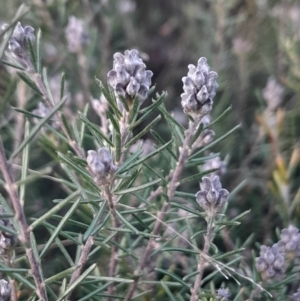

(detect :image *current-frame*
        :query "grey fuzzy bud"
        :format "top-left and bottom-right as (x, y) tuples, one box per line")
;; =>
(0, 279), (11, 301)
(255, 243), (285, 281)
(278, 225), (300, 259)
(107, 49), (153, 107)
(195, 176), (229, 217)
(181, 57), (218, 117)
(5, 22), (35, 60)
(216, 288), (230, 300)
(87, 148), (116, 178)
(202, 153), (227, 179)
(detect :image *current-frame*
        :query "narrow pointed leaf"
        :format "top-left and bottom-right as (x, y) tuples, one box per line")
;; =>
(154, 268), (190, 289)
(40, 197), (81, 258)
(57, 263), (97, 301)
(114, 178), (161, 195)
(11, 96), (67, 159)
(189, 124), (241, 159)
(30, 190), (80, 230)
(17, 72), (43, 96)
(125, 115), (161, 149)
(78, 112), (113, 147)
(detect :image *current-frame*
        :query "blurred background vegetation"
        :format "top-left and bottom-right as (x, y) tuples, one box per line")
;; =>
(0, 0), (300, 299)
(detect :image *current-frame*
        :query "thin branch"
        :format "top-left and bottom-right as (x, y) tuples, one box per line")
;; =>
(0, 138), (48, 301)
(190, 219), (214, 301)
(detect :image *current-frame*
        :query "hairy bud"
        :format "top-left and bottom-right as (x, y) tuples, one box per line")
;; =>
(181, 57), (218, 117)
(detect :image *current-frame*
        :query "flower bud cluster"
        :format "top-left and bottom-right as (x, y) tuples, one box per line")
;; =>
(0, 206), (17, 256)
(216, 288), (231, 300)
(195, 176), (229, 217)
(0, 279), (11, 301)
(107, 49), (153, 106)
(65, 16), (89, 53)
(181, 57), (218, 117)
(255, 243), (285, 281)
(278, 225), (300, 258)
(2, 22), (35, 66)
(87, 147), (116, 178)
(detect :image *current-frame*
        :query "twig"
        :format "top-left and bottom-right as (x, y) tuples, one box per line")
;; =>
(0, 138), (48, 301)
(190, 218), (214, 301)
(124, 115), (203, 301)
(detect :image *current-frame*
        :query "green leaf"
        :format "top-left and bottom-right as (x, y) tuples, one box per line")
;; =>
(57, 263), (97, 301)
(19, 120), (30, 206)
(0, 222), (17, 236)
(45, 266), (78, 284)
(11, 96), (67, 159)
(125, 114), (161, 149)
(60, 72), (66, 100)
(189, 124), (241, 159)
(214, 248), (245, 260)
(115, 211), (139, 234)
(215, 221), (241, 226)
(83, 201), (107, 241)
(30, 190), (81, 230)
(1, 59), (25, 70)
(95, 78), (122, 119)
(171, 202), (205, 218)
(150, 129), (177, 160)
(186, 153), (220, 167)
(189, 122), (204, 147)
(129, 95), (140, 124)
(78, 112), (113, 147)
(154, 268), (190, 289)
(17, 72), (43, 96)
(114, 178), (161, 195)
(179, 168), (219, 184)
(27, 38), (37, 72)
(80, 104), (89, 146)
(116, 149), (143, 174)
(120, 139), (173, 173)
(42, 67), (55, 105)
(61, 113), (74, 140)
(40, 197), (81, 258)
(160, 247), (199, 255)
(160, 281), (177, 301)
(131, 92), (166, 130)
(36, 29), (42, 73)
(205, 105), (232, 129)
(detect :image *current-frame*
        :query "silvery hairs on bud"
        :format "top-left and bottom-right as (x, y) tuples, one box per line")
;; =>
(195, 175), (229, 217)
(0, 205), (17, 256)
(2, 22), (35, 67)
(87, 147), (117, 179)
(255, 243), (285, 281)
(107, 49), (153, 109)
(0, 279), (11, 301)
(181, 57), (218, 117)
